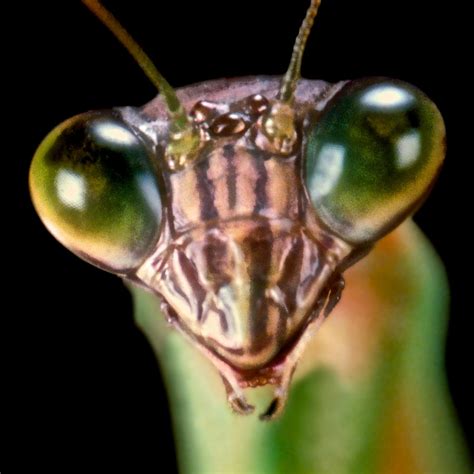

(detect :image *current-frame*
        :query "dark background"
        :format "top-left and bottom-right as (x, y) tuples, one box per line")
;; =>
(7, 0), (471, 471)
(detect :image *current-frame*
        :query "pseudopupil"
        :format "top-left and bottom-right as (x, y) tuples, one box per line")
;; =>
(30, 111), (162, 272)
(305, 78), (445, 243)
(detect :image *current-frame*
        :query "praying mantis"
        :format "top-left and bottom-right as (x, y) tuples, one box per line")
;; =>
(26, 0), (470, 472)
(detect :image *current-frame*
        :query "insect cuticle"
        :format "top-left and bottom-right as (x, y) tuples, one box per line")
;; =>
(30, 0), (447, 421)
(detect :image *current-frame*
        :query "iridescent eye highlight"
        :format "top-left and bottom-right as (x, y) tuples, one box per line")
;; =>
(305, 78), (446, 243)
(29, 111), (162, 272)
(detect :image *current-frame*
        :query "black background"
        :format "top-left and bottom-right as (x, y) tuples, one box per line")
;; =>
(7, 0), (472, 471)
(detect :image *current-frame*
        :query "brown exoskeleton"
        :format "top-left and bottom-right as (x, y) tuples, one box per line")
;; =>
(29, 0), (446, 419)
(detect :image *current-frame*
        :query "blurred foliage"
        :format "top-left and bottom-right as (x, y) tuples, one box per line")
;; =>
(130, 221), (470, 474)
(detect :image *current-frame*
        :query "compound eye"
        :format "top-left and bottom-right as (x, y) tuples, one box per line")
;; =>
(29, 111), (162, 272)
(305, 78), (445, 244)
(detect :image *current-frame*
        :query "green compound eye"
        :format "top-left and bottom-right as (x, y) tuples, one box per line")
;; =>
(305, 78), (446, 244)
(30, 111), (162, 272)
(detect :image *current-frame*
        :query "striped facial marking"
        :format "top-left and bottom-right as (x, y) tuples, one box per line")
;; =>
(135, 100), (344, 369)
(168, 140), (304, 233)
(149, 220), (332, 369)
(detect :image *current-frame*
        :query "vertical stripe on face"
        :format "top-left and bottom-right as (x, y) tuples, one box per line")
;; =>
(224, 144), (237, 210)
(249, 149), (268, 214)
(243, 224), (273, 353)
(194, 157), (219, 221)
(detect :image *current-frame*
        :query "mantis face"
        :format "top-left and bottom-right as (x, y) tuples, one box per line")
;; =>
(29, 1), (445, 419)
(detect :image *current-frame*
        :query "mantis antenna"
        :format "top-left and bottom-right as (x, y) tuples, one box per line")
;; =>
(278, 0), (322, 103)
(82, 0), (192, 134)
(260, 0), (322, 154)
